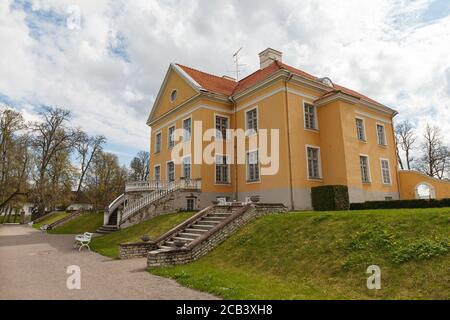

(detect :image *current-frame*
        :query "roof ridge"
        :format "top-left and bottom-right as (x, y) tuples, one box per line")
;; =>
(175, 63), (237, 84)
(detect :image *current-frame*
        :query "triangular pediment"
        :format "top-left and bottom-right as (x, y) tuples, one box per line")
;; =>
(147, 64), (203, 125)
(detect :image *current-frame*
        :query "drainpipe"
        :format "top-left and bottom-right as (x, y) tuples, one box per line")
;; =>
(284, 72), (295, 211)
(391, 112), (402, 200)
(229, 95), (239, 201)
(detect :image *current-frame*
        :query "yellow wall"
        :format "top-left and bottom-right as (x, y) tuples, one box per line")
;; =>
(151, 67), (198, 120)
(148, 64), (405, 207)
(398, 170), (450, 199)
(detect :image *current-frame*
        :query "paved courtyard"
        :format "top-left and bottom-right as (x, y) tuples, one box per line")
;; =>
(0, 225), (216, 300)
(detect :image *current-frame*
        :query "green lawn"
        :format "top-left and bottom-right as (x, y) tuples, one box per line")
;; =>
(32, 211), (69, 230)
(90, 212), (196, 258)
(150, 208), (450, 300)
(49, 212), (104, 234)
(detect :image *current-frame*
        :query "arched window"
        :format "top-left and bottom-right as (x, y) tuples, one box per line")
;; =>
(415, 183), (436, 199)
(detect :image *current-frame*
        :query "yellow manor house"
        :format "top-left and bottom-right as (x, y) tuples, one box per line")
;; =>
(142, 48), (449, 212)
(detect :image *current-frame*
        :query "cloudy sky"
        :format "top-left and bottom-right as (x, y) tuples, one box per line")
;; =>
(1, 0), (449, 164)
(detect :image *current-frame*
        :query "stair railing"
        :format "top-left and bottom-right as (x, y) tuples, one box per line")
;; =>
(104, 193), (126, 225)
(121, 179), (201, 223)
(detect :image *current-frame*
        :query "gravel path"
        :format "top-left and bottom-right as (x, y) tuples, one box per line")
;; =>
(0, 225), (216, 300)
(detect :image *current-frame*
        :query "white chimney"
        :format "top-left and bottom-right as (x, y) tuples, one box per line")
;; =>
(259, 48), (283, 69)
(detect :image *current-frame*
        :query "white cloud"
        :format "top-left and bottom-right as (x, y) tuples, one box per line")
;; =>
(0, 0), (449, 165)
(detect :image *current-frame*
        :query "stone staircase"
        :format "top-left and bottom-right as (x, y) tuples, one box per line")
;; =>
(157, 206), (243, 251)
(147, 203), (288, 267)
(96, 210), (119, 234)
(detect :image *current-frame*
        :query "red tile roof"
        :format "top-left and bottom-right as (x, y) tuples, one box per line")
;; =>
(176, 63), (236, 96)
(176, 61), (386, 108)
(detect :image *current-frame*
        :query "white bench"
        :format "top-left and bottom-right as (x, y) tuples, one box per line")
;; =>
(74, 232), (94, 251)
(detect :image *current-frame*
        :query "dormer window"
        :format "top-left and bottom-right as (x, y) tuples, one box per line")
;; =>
(170, 89), (178, 102)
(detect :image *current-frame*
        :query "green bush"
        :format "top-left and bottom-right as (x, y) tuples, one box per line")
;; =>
(350, 198), (450, 210)
(311, 185), (350, 211)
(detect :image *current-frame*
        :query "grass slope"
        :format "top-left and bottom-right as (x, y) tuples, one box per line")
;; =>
(90, 212), (195, 258)
(49, 212), (104, 234)
(32, 211), (69, 230)
(150, 208), (450, 300)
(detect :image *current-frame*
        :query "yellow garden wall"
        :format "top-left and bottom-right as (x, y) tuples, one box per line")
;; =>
(398, 170), (450, 199)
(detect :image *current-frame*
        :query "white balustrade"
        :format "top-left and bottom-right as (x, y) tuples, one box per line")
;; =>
(121, 179), (201, 222)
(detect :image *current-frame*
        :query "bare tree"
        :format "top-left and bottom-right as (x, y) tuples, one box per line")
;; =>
(129, 151), (150, 181)
(31, 107), (79, 214)
(395, 120), (417, 170)
(75, 131), (106, 192)
(416, 123), (449, 179)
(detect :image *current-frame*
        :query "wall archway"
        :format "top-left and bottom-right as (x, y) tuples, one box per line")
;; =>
(415, 182), (436, 199)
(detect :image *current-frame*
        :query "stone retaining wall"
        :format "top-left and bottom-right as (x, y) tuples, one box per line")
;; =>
(147, 203), (287, 268)
(119, 242), (159, 259)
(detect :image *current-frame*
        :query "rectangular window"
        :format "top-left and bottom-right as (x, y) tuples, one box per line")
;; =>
(246, 108), (258, 135)
(360, 155), (371, 183)
(247, 151), (260, 182)
(183, 156), (191, 179)
(155, 132), (162, 153)
(154, 166), (161, 181)
(215, 115), (228, 139)
(167, 161), (175, 182)
(168, 126), (175, 149)
(380, 159), (391, 184)
(186, 198), (195, 211)
(377, 124), (387, 145)
(307, 147), (321, 179)
(215, 155), (230, 184)
(304, 103), (316, 130)
(183, 118), (192, 141)
(356, 118), (366, 141)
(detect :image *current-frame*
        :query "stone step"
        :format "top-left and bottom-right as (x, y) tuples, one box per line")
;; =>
(191, 223), (216, 229)
(185, 228), (208, 234)
(204, 216), (226, 221)
(178, 232), (200, 239)
(100, 225), (118, 229)
(199, 219), (221, 225)
(160, 245), (174, 250)
(209, 213), (233, 218)
(172, 236), (194, 242)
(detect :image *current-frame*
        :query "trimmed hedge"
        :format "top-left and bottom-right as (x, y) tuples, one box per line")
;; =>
(350, 198), (450, 210)
(311, 185), (350, 211)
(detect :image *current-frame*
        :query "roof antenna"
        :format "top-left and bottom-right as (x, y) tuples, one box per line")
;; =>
(231, 47), (246, 81)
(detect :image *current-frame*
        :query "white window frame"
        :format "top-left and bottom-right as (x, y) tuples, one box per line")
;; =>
(376, 123), (387, 146)
(214, 154), (231, 184)
(214, 113), (231, 140)
(170, 89), (178, 102)
(246, 149), (260, 183)
(182, 116), (192, 142)
(154, 164), (161, 181)
(168, 124), (176, 149)
(245, 107), (259, 136)
(355, 117), (367, 142)
(303, 101), (319, 131)
(305, 145), (322, 180)
(166, 160), (175, 182)
(380, 158), (392, 185)
(182, 155), (191, 180)
(154, 131), (162, 154)
(359, 154), (371, 183)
